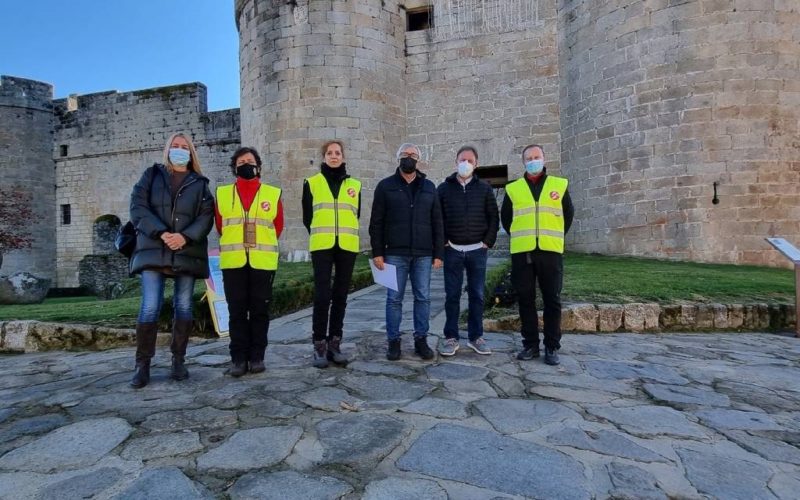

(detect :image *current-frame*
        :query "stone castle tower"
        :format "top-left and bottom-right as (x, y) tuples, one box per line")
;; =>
(0, 76), (56, 281)
(235, 0), (800, 267)
(1, 0), (798, 288)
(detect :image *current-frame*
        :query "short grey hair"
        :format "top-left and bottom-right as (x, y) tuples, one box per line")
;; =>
(396, 143), (421, 161)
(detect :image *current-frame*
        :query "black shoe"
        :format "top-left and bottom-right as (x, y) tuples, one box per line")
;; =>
(249, 360), (266, 373)
(544, 348), (560, 365)
(130, 361), (151, 388)
(386, 339), (401, 361)
(326, 336), (349, 365)
(516, 346), (541, 361)
(414, 337), (435, 360)
(170, 357), (189, 381)
(228, 361), (247, 377)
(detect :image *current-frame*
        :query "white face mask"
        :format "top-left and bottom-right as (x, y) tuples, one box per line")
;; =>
(457, 161), (474, 178)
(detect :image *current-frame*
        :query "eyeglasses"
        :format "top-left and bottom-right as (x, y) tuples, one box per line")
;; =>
(399, 153), (420, 160)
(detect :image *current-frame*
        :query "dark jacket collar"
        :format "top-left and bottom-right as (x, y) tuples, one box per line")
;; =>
(154, 163), (208, 183)
(393, 167), (426, 183)
(321, 162), (349, 179)
(445, 172), (479, 185)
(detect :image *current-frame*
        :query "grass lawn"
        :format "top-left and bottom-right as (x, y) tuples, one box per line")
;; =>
(562, 253), (795, 304)
(0, 255), (373, 329)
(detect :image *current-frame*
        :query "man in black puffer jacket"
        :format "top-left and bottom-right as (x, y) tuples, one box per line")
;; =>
(370, 143), (445, 361)
(437, 145), (499, 358)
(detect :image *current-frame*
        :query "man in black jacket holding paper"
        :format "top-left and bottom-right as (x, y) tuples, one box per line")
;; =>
(369, 143), (445, 361)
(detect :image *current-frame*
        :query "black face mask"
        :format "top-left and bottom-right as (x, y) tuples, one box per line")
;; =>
(236, 163), (258, 180)
(399, 157), (417, 174)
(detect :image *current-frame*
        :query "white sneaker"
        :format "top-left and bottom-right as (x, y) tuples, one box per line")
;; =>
(439, 338), (459, 357)
(467, 337), (492, 355)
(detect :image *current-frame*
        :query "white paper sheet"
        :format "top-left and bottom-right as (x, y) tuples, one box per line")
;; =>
(369, 260), (399, 291)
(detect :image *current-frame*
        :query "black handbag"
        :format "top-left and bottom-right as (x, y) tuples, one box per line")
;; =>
(115, 166), (157, 259)
(115, 221), (137, 259)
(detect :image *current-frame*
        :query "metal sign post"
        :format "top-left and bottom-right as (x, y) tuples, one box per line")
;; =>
(766, 237), (800, 338)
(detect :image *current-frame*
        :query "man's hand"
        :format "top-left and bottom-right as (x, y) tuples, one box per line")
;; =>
(482, 243), (489, 249)
(433, 258), (442, 269)
(373, 256), (385, 270)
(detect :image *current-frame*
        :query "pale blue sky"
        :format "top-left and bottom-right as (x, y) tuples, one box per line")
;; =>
(0, 0), (240, 110)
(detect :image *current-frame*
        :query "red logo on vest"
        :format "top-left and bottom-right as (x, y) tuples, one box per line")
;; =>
(347, 187), (356, 198)
(549, 191), (560, 201)
(260, 201), (271, 211)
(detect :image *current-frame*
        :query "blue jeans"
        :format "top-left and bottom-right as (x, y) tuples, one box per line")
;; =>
(385, 255), (432, 341)
(138, 270), (195, 323)
(443, 246), (488, 341)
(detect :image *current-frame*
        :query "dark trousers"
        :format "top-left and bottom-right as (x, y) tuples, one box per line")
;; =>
(222, 264), (275, 363)
(511, 250), (563, 350)
(311, 246), (357, 342)
(443, 246), (488, 341)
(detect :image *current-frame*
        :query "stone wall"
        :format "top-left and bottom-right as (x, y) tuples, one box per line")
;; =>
(558, 0), (800, 266)
(0, 76), (56, 281)
(237, 0), (408, 259)
(53, 84), (240, 287)
(406, 0), (561, 182)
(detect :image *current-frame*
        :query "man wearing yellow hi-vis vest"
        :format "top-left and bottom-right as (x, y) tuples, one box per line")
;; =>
(302, 140), (361, 368)
(215, 147), (283, 377)
(501, 144), (574, 366)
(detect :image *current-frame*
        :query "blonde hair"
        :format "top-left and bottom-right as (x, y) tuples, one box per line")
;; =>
(162, 132), (202, 174)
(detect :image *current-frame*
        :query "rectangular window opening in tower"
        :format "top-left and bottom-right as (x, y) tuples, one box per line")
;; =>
(60, 145), (68, 157)
(407, 6), (434, 31)
(61, 204), (71, 225)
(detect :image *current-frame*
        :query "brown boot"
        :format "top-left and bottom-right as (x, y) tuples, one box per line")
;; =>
(313, 340), (329, 368)
(326, 336), (349, 365)
(170, 319), (192, 381)
(131, 322), (158, 388)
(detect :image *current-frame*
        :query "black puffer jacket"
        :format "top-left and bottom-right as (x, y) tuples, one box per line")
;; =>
(437, 173), (499, 247)
(369, 168), (445, 259)
(129, 164), (214, 278)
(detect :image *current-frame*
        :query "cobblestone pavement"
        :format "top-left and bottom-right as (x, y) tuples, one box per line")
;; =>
(1, 269), (800, 499)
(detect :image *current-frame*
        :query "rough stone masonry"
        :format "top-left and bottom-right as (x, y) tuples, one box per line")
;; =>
(1, 0), (798, 287)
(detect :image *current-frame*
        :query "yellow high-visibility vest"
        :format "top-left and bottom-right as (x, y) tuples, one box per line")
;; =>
(216, 183), (281, 270)
(506, 175), (568, 254)
(306, 173), (361, 252)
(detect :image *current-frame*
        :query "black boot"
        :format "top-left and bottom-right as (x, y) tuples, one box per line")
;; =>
(386, 339), (401, 361)
(313, 340), (329, 368)
(130, 322), (158, 388)
(228, 361), (248, 377)
(326, 336), (348, 365)
(130, 361), (151, 389)
(544, 348), (560, 366)
(414, 336), (435, 360)
(170, 319), (192, 381)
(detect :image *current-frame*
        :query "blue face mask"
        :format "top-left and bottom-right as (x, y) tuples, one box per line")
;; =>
(525, 159), (544, 175)
(457, 161), (474, 178)
(169, 148), (191, 166)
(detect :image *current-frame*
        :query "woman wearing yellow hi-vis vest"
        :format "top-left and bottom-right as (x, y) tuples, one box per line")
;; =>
(215, 147), (284, 377)
(500, 144), (574, 366)
(301, 140), (361, 368)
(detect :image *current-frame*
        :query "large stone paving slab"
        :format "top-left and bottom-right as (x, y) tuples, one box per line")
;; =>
(197, 426), (303, 471)
(0, 417), (132, 473)
(37, 467), (123, 500)
(120, 432), (203, 461)
(425, 362), (488, 381)
(397, 423), (590, 499)
(363, 477), (447, 500)
(116, 467), (213, 500)
(693, 408), (784, 431)
(474, 398), (583, 434)
(316, 414), (407, 467)
(228, 470), (353, 500)
(546, 427), (668, 463)
(586, 405), (710, 439)
(340, 374), (432, 407)
(677, 447), (775, 500)
(400, 397), (468, 419)
(141, 406), (237, 431)
(643, 383), (731, 408)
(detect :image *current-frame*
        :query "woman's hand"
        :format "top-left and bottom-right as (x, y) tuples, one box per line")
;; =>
(161, 232), (186, 251)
